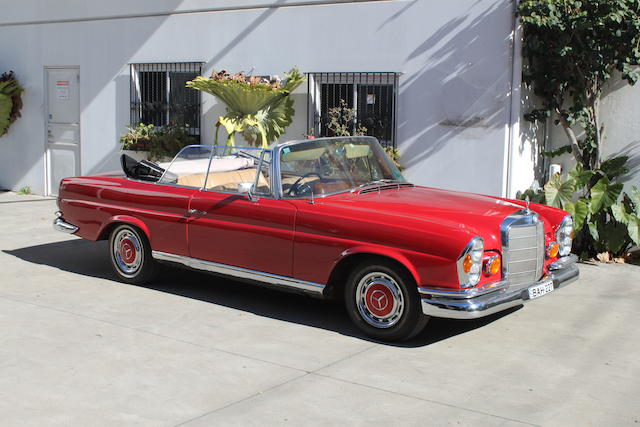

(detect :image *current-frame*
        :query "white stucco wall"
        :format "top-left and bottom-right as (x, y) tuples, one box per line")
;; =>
(506, 84), (547, 197)
(0, 0), (516, 196)
(539, 77), (640, 194)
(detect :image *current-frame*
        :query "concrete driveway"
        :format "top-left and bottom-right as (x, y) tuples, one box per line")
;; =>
(1, 191), (639, 426)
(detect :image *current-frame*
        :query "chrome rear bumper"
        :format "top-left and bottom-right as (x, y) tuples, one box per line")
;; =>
(419, 255), (579, 320)
(53, 211), (78, 234)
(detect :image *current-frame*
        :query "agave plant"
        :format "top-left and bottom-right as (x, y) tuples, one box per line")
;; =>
(0, 71), (24, 137)
(186, 67), (305, 147)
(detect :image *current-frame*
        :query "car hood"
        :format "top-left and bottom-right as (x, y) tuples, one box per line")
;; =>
(319, 185), (524, 249)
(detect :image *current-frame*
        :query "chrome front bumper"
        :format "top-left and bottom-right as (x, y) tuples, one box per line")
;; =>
(419, 255), (580, 320)
(53, 211), (78, 234)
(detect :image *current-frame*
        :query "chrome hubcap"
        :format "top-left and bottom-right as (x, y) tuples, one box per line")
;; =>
(113, 229), (143, 277)
(356, 272), (404, 328)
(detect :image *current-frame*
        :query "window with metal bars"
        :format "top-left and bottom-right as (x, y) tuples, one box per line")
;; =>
(130, 62), (203, 138)
(307, 72), (399, 148)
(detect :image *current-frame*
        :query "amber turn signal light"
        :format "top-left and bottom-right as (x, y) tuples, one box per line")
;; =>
(462, 254), (473, 273)
(547, 242), (559, 258)
(484, 255), (501, 276)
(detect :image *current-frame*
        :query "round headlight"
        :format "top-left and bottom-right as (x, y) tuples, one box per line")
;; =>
(556, 215), (573, 257)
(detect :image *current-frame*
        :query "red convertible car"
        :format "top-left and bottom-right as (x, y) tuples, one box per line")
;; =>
(54, 136), (579, 341)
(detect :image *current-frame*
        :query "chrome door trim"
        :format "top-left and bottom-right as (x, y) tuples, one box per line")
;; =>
(151, 251), (325, 296)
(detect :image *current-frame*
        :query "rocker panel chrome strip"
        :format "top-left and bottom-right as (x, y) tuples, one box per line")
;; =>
(151, 251), (325, 296)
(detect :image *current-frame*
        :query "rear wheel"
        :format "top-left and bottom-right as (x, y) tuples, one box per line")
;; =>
(345, 260), (429, 342)
(108, 224), (157, 284)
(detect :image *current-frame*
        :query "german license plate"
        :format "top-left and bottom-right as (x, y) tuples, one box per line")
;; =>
(528, 280), (554, 300)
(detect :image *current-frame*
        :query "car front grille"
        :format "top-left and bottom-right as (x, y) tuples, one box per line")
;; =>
(502, 211), (545, 288)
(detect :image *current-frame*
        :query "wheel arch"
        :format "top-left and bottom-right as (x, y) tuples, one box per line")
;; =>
(324, 247), (420, 299)
(98, 215), (151, 242)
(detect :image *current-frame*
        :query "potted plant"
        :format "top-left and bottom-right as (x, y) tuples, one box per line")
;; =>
(0, 71), (24, 137)
(186, 67), (305, 147)
(119, 122), (197, 162)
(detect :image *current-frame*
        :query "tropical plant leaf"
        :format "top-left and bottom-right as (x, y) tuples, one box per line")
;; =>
(254, 121), (268, 149)
(611, 203), (629, 225)
(0, 93), (12, 137)
(628, 186), (640, 216)
(588, 221), (599, 241)
(544, 174), (574, 208)
(598, 156), (629, 180)
(0, 79), (23, 97)
(187, 67), (305, 147)
(281, 67), (305, 92)
(255, 95), (296, 147)
(628, 214), (640, 246)
(517, 188), (545, 204)
(0, 72), (24, 137)
(568, 162), (594, 190)
(589, 177), (622, 214)
(564, 198), (589, 231)
(187, 77), (288, 114)
(600, 220), (628, 255)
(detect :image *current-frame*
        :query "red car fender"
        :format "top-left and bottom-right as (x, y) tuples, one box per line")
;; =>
(99, 215), (151, 242)
(334, 245), (421, 285)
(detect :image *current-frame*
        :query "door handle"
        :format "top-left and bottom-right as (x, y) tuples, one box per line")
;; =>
(188, 209), (207, 216)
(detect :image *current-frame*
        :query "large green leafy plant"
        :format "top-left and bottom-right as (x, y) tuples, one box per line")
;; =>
(521, 157), (640, 258)
(519, 0), (640, 171)
(186, 67), (305, 148)
(518, 1), (640, 258)
(0, 71), (24, 137)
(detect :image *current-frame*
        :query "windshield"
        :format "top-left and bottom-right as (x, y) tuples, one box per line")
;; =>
(280, 137), (405, 198)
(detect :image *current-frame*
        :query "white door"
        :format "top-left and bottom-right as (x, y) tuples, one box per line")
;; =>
(46, 67), (80, 196)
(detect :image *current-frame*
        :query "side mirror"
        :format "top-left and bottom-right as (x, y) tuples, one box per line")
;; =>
(238, 182), (258, 202)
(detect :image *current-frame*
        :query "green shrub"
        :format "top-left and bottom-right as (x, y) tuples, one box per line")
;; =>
(119, 122), (198, 162)
(119, 123), (155, 150)
(0, 71), (24, 137)
(519, 156), (639, 258)
(519, 0), (640, 171)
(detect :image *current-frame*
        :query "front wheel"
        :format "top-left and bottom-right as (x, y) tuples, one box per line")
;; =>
(108, 224), (157, 284)
(345, 261), (429, 342)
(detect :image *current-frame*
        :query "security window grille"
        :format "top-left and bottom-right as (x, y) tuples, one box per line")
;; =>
(130, 62), (203, 138)
(308, 72), (399, 147)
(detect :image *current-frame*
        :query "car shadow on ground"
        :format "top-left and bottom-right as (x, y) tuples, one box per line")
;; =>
(4, 238), (520, 347)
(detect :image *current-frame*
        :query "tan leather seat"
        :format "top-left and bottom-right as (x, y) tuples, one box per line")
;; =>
(177, 168), (269, 192)
(176, 173), (207, 188)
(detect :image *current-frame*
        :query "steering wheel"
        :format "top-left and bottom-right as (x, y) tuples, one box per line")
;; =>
(287, 172), (325, 196)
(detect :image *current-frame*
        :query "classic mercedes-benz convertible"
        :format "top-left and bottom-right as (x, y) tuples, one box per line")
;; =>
(54, 136), (579, 341)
